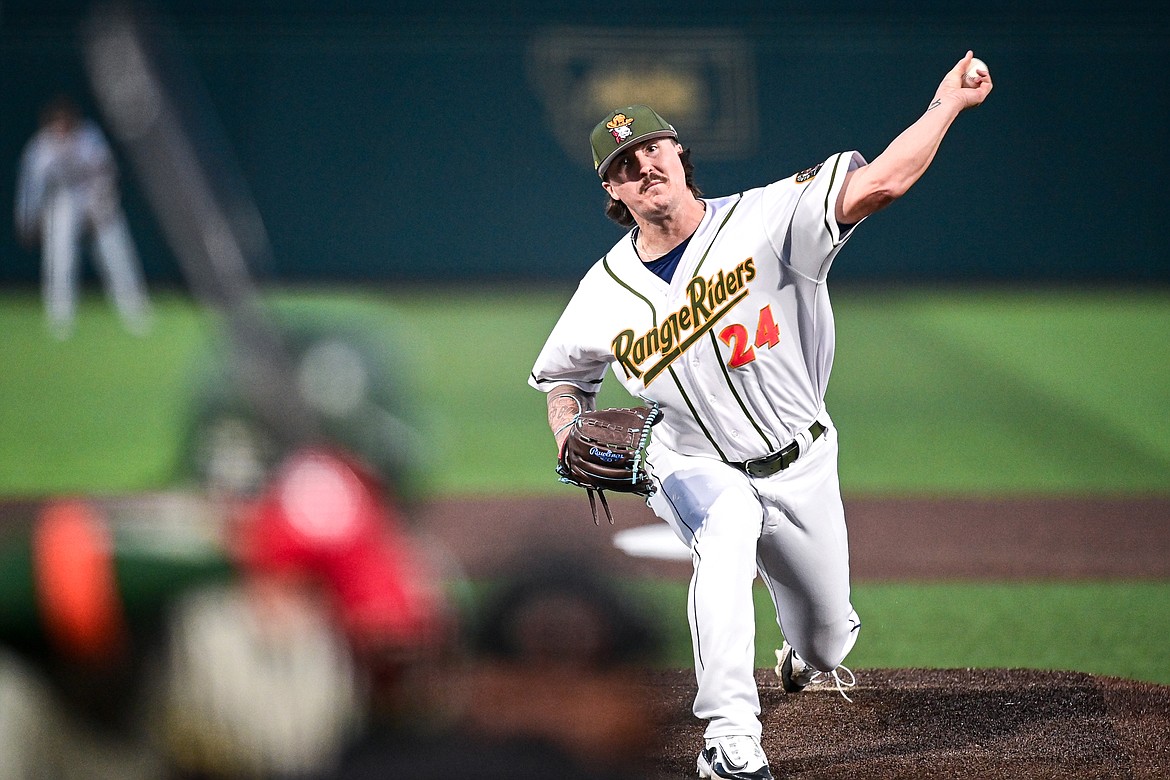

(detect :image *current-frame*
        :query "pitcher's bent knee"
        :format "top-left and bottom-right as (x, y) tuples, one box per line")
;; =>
(800, 609), (861, 671)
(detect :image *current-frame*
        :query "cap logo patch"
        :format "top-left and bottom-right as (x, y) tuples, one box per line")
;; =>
(606, 113), (636, 145)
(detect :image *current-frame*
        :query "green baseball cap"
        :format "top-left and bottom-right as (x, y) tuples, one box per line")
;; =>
(590, 105), (678, 178)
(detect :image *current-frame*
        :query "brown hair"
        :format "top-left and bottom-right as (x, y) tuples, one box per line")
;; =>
(40, 93), (81, 128)
(603, 147), (702, 227)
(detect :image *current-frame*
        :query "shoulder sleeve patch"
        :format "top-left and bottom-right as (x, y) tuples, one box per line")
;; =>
(794, 162), (824, 183)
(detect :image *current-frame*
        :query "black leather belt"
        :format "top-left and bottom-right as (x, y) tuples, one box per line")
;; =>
(731, 421), (826, 479)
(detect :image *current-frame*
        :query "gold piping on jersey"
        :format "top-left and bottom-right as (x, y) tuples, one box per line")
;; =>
(601, 194), (746, 461)
(708, 328), (777, 452)
(821, 153), (849, 240)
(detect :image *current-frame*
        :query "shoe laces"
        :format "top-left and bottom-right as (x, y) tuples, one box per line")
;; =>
(711, 736), (764, 771)
(722, 738), (747, 766)
(774, 647), (857, 702)
(807, 665), (857, 703)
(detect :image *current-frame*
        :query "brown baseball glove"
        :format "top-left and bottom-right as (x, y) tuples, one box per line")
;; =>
(556, 404), (661, 524)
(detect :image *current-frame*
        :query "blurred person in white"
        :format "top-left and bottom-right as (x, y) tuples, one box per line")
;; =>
(14, 93), (152, 338)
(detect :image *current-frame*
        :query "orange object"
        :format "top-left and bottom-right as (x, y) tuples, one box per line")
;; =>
(32, 499), (127, 665)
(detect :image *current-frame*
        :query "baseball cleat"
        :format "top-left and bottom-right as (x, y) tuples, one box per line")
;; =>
(775, 640), (816, 692)
(774, 641), (857, 701)
(697, 735), (774, 780)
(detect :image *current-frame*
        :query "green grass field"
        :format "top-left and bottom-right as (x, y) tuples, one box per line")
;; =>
(2, 285), (1168, 496)
(463, 578), (1170, 686)
(2, 285), (1168, 683)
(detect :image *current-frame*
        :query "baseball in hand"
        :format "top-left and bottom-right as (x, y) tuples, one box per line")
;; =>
(963, 57), (989, 88)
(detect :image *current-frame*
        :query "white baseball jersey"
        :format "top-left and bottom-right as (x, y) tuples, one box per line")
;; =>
(530, 151), (867, 463)
(15, 118), (151, 336)
(15, 119), (118, 236)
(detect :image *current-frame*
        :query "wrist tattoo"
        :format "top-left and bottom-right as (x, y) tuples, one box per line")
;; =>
(550, 392), (583, 416)
(548, 391), (585, 439)
(927, 98), (942, 111)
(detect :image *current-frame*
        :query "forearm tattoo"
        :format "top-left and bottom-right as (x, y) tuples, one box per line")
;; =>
(547, 388), (593, 443)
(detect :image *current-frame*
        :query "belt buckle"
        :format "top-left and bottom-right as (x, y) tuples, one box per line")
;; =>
(744, 440), (798, 479)
(743, 459), (766, 479)
(738, 421), (825, 478)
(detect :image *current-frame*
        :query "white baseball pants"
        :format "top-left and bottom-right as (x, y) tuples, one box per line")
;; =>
(42, 190), (151, 336)
(646, 421), (859, 740)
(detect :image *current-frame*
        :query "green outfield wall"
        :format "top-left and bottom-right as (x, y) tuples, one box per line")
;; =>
(2, 1), (1168, 285)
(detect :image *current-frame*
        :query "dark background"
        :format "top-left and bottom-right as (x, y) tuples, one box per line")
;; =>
(2, 0), (1167, 285)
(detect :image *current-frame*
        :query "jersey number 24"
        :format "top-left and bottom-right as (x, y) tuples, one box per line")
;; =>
(718, 304), (780, 369)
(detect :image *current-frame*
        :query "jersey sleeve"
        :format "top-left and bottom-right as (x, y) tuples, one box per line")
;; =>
(762, 151), (867, 282)
(14, 143), (44, 234)
(527, 271), (614, 395)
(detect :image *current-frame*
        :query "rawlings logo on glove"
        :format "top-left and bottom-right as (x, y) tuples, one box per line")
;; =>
(590, 446), (624, 463)
(556, 403), (661, 524)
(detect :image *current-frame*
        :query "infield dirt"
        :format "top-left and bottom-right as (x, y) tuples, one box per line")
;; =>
(413, 493), (1170, 779)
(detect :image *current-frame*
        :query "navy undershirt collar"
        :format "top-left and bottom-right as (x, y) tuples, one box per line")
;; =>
(633, 230), (691, 283)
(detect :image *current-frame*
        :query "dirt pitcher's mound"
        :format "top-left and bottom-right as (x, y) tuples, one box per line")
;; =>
(648, 667), (1170, 779)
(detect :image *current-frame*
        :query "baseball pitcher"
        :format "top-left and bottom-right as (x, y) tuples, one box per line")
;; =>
(529, 53), (992, 779)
